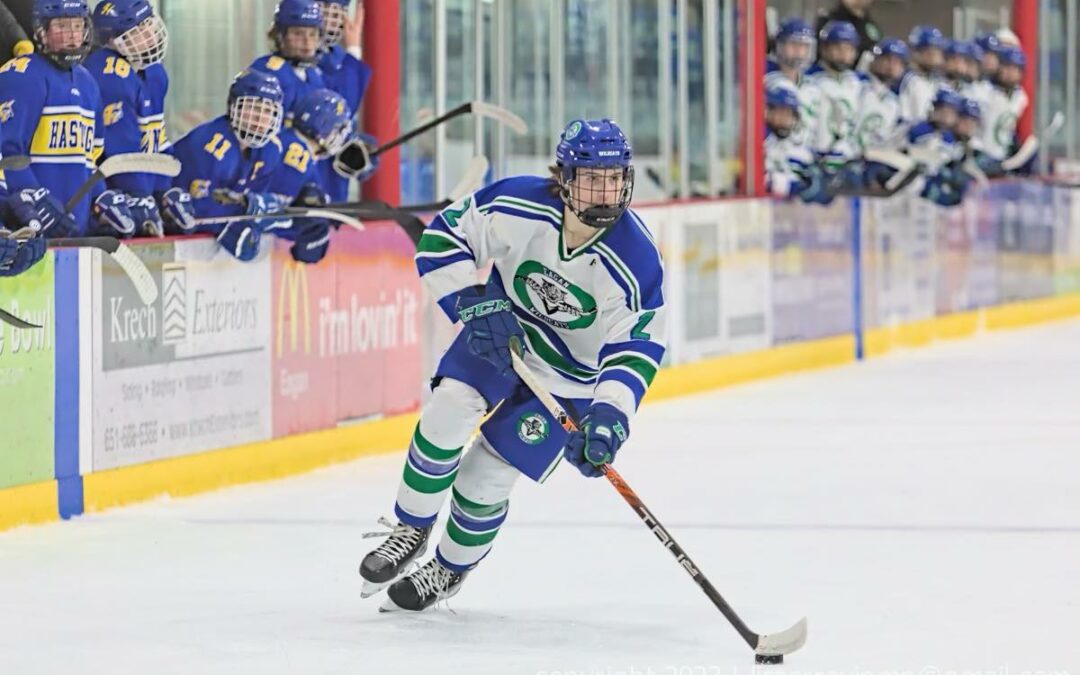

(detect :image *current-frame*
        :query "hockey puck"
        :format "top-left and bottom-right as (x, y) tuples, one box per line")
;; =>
(755, 654), (783, 665)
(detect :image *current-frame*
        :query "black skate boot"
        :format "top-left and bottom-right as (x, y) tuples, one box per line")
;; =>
(381, 558), (468, 612)
(359, 517), (431, 598)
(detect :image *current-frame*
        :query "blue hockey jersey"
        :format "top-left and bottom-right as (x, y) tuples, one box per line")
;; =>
(262, 126), (320, 240)
(169, 115), (283, 228)
(84, 48), (171, 196)
(317, 45), (373, 202)
(0, 52), (105, 232)
(249, 54), (326, 123)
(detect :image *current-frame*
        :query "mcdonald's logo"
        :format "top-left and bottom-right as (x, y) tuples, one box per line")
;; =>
(277, 260), (311, 356)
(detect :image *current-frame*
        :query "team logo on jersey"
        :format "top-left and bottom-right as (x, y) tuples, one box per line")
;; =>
(512, 260), (597, 330)
(517, 412), (549, 445)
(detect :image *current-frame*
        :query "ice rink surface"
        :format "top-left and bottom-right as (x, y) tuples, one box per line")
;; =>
(2, 321), (1080, 675)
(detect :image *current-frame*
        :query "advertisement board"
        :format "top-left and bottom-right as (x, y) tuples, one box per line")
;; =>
(91, 239), (272, 471)
(272, 222), (423, 438)
(0, 255), (55, 488)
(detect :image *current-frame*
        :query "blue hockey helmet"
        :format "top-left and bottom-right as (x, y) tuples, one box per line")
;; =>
(554, 119), (635, 229)
(819, 20), (859, 46)
(872, 38), (910, 64)
(774, 17), (816, 70)
(932, 88), (964, 110)
(318, 0), (350, 48)
(766, 85), (800, 112)
(908, 25), (946, 51)
(273, 0), (324, 62)
(228, 70), (285, 149)
(945, 40), (982, 62)
(959, 98), (982, 121)
(92, 0), (168, 70)
(32, 0), (92, 69)
(973, 31), (1000, 54)
(293, 89), (354, 158)
(995, 45), (1027, 69)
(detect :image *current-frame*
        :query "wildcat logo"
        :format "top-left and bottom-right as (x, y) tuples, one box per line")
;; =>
(517, 412), (549, 445)
(512, 260), (597, 330)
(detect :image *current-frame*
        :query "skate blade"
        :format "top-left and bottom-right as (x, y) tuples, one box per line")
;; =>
(378, 597), (406, 613)
(360, 580), (393, 599)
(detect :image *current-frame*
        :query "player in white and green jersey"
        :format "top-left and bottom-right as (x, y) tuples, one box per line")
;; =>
(359, 119), (667, 613)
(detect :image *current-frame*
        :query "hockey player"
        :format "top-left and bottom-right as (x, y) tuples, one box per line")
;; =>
(169, 70), (287, 261)
(250, 0), (326, 125)
(316, 0), (377, 203)
(967, 32), (1000, 110)
(908, 89), (965, 206)
(766, 17), (815, 91)
(978, 44), (1029, 170)
(764, 86), (830, 204)
(856, 38), (909, 152)
(943, 40), (982, 97)
(263, 88), (354, 265)
(900, 25), (946, 122)
(87, 0), (196, 237)
(0, 0), (134, 238)
(359, 119), (666, 612)
(802, 20), (865, 168)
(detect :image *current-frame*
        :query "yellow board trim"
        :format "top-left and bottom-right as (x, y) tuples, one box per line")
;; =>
(3, 292), (1080, 532)
(0, 480), (57, 531)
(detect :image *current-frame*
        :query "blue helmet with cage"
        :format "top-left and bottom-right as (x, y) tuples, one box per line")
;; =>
(554, 119), (635, 229)
(293, 89), (354, 158)
(228, 70), (285, 149)
(932, 88), (963, 110)
(319, 0), (350, 48)
(995, 45), (1026, 69)
(32, 0), (92, 69)
(908, 25), (946, 51)
(945, 40), (982, 62)
(766, 85), (800, 112)
(273, 0), (324, 62)
(872, 38), (910, 63)
(973, 31), (999, 54)
(774, 17), (816, 70)
(92, 0), (168, 70)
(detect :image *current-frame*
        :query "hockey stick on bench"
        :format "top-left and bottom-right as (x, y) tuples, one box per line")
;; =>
(65, 152), (182, 213)
(0, 307), (40, 329)
(48, 237), (158, 306)
(374, 103), (526, 157)
(508, 347), (808, 663)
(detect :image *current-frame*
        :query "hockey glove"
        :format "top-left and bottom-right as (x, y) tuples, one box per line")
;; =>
(92, 190), (137, 238)
(333, 132), (380, 182)
(455, 284), (525, 379)
(216, 221), (262, 262)
(294, 181), (330, 208)
(289, 218), (332, 264)
(794, 165), (834, 205)
(0, 234), (46, 277)
(4, 188), (79, 238)
(158, 187), (197, 234)
(564, 403), (629, 478)
(126, 194), (164, 237)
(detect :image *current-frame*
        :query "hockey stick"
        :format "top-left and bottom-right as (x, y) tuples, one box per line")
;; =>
(327, 155), (490, 213)
(0, 155), (31, 172)
(47, 237), (158, 306)
(374, 103), (526, 157)
(192, 208), (367, 232)
(65, 153), (182, 212)
(508, 348), (808, 663)
(1001, 111), (1065, 173)
(0, 307), (40, 329)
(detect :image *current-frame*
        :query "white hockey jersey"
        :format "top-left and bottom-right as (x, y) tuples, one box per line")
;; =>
(765, 128), (814, 197)
(899, 69), (943, 123)
(765, 59), (812, 148)
(801, 64), (866, 165)
(978, 84), (1029, 161)
(416, 176), (667, 419)
(906, 122), (962, 173)
(855, 74), (906, 152)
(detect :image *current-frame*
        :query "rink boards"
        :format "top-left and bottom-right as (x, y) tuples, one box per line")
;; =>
(2, 179), (1080, 529)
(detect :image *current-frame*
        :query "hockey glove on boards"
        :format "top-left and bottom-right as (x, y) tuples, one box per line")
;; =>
(126, 194), (165, 237)
(5, 188), (79, 238)
(92, 190), (137, 238)
(564, 403), (629, 478)
(0, 233), (45, 276)
(158, 187), (197, 234)
(455, 284), (525, 379)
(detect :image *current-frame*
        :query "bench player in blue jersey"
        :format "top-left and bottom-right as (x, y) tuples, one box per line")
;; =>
(0, 0), (134, 238)
(262, 88), (353, 265)
(168, 70), (287, 261)
(359, 119), (668, 613)
(87, 0), (195, 237)
(250, 0), (326, 126)
(316, 0), (377, 202)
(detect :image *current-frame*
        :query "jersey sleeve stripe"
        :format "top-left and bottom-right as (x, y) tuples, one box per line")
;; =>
(594, 244), (641, 312)
(597, 369), (647, 408)
(416, 229), (472, 257)
(427, 215), (473, 250)
(599, 354), (658, 387)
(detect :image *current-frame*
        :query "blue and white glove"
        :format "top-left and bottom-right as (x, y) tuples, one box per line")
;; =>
(4, 188), (79, 238)
(0, 233), (46, 277)
(245, 192), (290, 230)
(794, 165), (834, 205)
(564, 403), (629, 478)
(216, 221), (262, 262)
(157, 187), (197, 234)
(289, 218), (331, 264)
(126, 194), (164, 237)
(92, 189), (136, 238)
(454, 284), (525, 379)
(333, 132), (380, 183)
